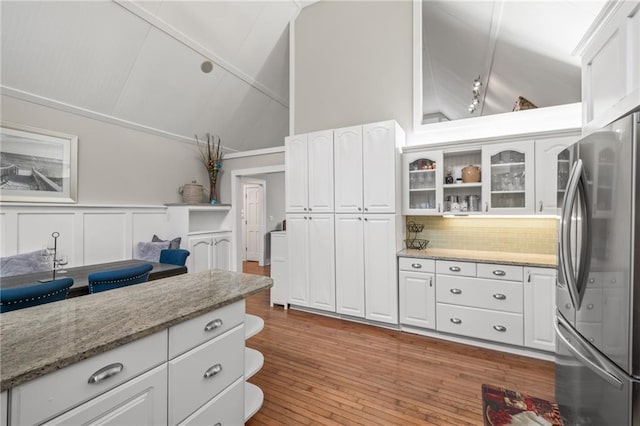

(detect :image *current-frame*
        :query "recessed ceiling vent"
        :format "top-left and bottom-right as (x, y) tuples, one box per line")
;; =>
(201, 61), (213, 73)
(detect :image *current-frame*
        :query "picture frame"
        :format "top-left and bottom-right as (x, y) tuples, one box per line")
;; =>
(0, 122), (78, 203)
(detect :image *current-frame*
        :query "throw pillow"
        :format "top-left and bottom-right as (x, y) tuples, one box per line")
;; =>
(152, 234), (181, 249)
(0, 250), (50, 278)
(134, 241), (170, 262)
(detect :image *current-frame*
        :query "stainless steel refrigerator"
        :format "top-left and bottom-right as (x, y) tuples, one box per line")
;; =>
(555, 111), (640, 425)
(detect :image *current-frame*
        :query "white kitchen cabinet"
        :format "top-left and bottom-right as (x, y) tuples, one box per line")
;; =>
(581, 1), (640, 134)
(363, 214), (399, 324)
(523, 267), (557, 352)
(335, 214), (399, 324)
(187, 231), (232, 273)
(399, 258), (436, 329)
(179, 378), (244, 426)
(403, 150), (443, 215)
(534, 136), (576, 215)
(335, 214), (365, 318)
(269, 231), (288, 308)
(362, 121), (404, 213)
(286, 213), (335, 312)
(1, 391), (6, 426)
(481, 141), (535, 214)
(285, 130), (334, 213)
(334, 125), (364, 213)
(43, 365), (167, 426)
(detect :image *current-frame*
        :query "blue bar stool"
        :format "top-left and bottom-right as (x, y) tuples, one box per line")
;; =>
(88, 263), (153, 294)
(159, 249), (190, 267)
(0, 278), (74, 313)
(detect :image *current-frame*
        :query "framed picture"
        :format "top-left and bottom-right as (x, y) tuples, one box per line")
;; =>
(0, 122), (78, 203)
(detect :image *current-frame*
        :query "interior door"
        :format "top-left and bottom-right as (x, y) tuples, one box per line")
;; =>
(244, 184), (262, 262)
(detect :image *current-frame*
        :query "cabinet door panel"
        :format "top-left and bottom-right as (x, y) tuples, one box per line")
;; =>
(535, 137), (575, 215)
(364, 214), (398, 324)
(307, 130), (334, 213)
(403, 150), (443, 215)
(334, 126), (363, 213)
(363, 122), (396, 213)
(213, 233), (232, 271)
(524, 267), (556, 351)
(308, 214), (335, 312)
(335, 214), (365, 317)
(43, 365), (167, 426)
(399, 271), (435, 329)
(188, 235), (214, 273)
(287, 215), (309, 306)
(285, 134), (308, 212)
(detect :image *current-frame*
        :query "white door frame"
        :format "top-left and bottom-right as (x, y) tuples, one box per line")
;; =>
(231, 165), (285, 272)
(241, 178), (266, 264)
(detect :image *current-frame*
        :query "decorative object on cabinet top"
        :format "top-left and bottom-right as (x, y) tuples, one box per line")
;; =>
(397, 247), (556, 268)
(0, 270), (272, 391)
(196, 133), (224, 204)
(179, 181), (205, 204)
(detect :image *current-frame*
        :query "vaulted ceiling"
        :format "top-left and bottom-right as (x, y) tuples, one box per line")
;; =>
(421, 0), (605, 122)
(1, 1), (300, 153)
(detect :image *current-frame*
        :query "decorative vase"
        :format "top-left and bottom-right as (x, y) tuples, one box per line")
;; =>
(208, 163), (222, 204)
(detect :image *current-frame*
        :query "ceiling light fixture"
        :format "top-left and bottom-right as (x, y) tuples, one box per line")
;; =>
(201, 61), (214, 74)
(469, 77), (482, 114)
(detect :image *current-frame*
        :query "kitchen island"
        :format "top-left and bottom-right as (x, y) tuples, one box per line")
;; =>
(0, 269), (272, 425)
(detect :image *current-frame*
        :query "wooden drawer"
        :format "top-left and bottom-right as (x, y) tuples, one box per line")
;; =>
(436, 303), (524, 346)
(436, 275), (523, 313)
(178, 377), (244, 426)
(10, 331), (167, 426)
(477, 263), (523, 282)
(436, 260), (476, 277)
(168, 325), (244, 425)
(399, 257), (435, 273)
(169, 300), (245, 358)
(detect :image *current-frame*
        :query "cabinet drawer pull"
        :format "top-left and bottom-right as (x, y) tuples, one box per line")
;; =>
(449, 266), (461, 272)
(450, 288), (462, 295)
(492, 270), (506, 276)
(204, 363), (223, 379)
(88, 363), (124, 384)
(411, 263), (422, 269)
(358, 207), (362, 211)
(493, 293), (506, 300)
(308, 208), (312, 211)
(358, 217), (362, 221)
(450, 318), (462, 325)
(493, 325), (507, 332)
(204, 318), (223, 332)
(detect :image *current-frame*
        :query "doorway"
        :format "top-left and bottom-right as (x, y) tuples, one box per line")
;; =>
(241, 180), (265, 264)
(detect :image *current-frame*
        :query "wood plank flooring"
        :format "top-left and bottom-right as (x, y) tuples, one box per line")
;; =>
(242, 261), (555, 425)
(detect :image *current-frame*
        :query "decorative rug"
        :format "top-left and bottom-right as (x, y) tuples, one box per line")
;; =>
(482, 384), (564, 426)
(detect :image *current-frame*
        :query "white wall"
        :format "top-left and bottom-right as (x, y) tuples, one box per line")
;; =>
(293, 1), (413, 134)
(2, 95), (210, 205)
(218, 151), (285, 204)
(253, 172), (286, 232)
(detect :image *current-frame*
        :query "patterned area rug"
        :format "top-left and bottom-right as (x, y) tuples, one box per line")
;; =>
(482, 384), (564, 426)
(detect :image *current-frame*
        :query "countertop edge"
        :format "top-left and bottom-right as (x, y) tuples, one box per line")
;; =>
(398, 248), (557, 269)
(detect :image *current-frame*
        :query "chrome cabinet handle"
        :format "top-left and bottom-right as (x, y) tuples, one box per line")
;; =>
(204, 363), (223, 379)
(449, 266), (461, 272)
(357, 207), (362, 211)
(485, 202), (488, 212)
(450, 318), (462, 325)
(364, 207), (369, 211)
(364, 218), (368, 221)
(303, 216), (307, 220)
(539, 201), (543, 212)
(309, 216), (313, 220)
(358, 217), (362, 221)
(204, 318), (223, 332)
(492, 270), (506, 276)
(303, 207), (307, 211)
(429, 277), (433, 287)
(450, 288), (462, 295)
(493, 325), (507, 332)
(493, 293), (506, 300)
(411, 263), (422, 269)
(88, 363), (124, 384)
(438, 203), (441, 212)
(527, 271), (531, 282)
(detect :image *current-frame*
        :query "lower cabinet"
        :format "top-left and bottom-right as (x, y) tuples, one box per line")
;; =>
(399, 258), (436, 329)
(269, 231), (289, 308)
(187, 231), (232, 273)
(7, 300), (263, 425)
(524, 267), (556, 351)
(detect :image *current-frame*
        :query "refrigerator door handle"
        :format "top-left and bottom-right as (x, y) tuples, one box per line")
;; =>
(560, 159), (583, 310)
(555, 316), (624, 390)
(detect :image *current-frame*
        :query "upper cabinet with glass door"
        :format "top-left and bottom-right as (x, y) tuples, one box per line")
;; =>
(481, 141), (535, 214)
(403, 151), (443, 215)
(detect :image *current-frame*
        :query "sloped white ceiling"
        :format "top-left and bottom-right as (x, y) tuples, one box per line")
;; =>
(422, 0), (605, 121)
(0, 0), (298, 152)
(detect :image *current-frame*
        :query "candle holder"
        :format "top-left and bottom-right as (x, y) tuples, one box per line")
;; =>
(38, 231), (61, 283)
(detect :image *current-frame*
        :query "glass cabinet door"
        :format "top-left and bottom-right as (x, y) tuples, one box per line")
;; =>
(482, 142), (535, 214)
(403, 151), (443, 215)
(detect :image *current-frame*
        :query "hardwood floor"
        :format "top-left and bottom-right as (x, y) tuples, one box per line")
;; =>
(242, 262), (555, 425)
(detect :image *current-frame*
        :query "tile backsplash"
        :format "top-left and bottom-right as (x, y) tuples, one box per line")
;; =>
(405, 216), (557, 255)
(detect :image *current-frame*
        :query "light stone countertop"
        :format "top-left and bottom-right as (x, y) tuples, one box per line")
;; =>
(398, 248), (557, 268)
(0, 269), (272, 391)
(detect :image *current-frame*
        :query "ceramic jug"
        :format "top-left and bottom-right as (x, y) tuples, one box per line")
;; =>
(461, 165), (481, 183)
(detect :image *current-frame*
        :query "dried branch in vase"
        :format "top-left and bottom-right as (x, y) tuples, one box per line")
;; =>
(195, 133), (224, 203)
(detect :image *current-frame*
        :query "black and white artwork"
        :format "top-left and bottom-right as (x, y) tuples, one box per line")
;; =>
(0, 123), (77, 203)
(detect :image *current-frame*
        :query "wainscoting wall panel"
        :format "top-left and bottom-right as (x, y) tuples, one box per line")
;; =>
(0, 204), (168, 268)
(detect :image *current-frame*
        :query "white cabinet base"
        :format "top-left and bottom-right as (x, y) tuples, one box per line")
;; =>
(244, 382), (264, 422)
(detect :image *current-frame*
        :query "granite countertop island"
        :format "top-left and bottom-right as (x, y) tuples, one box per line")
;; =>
(0, 269), (272, 391)
(398, 247), (557, 268)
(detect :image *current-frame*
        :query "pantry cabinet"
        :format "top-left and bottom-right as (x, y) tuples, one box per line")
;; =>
(285, 130), (334, 213)
(524, 267), (557, 352)
(286, 213), (335, 312)
(334, 126), (364, 213)
(581, 1), (640, 134)
(403, 151), (443, 215)
(534, 136), (576, 215)
(481, 141), (535, 214)
(335, 214), (365, 317)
